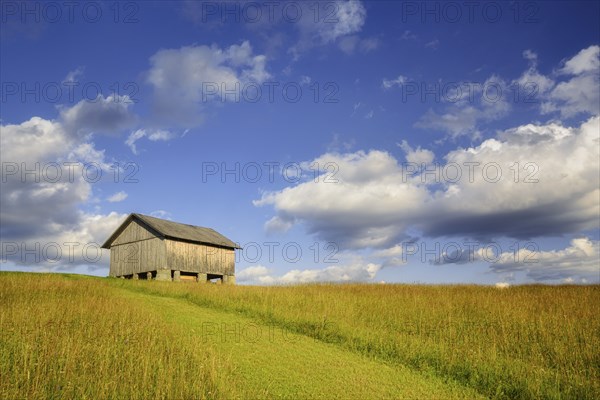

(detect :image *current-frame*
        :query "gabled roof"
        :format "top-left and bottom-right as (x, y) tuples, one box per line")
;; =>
(101, 213), (241, 249)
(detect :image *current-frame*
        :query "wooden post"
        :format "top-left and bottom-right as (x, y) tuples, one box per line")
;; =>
(133, 273), (139, 280)
(155, 269), (171, 281)
(146, 272), (152, 280)
(197, 273), (207, 283)
(225, 275), (235, 285)
(173, 270), (181, 282)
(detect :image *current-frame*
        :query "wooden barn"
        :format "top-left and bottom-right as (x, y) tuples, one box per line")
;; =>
(101, 213), (240, 284)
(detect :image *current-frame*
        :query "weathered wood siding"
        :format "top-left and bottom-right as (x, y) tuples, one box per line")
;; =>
(112, 220), (156, 246)
(109, 238), (167, 276)
(165, 240), (235, 275)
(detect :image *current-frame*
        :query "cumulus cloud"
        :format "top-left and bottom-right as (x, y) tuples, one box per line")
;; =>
(559, 45), (600, 75)
(0, 116), (127, 271)
(312, 0), (366, 43)
(526, 45), (600, 118)
(513, 50), (555, 95)
(264, 216), (295, 234)
(373, 244), (407, 267)
(489, 238), (600, 283)
(236, 265), (273, 283)
(254, 150), (427, 249)
(107, 191), (128, 203)
(59, 94), (137, 136)
(237, 257), (381, 285)
(414, 45), (599, 138)
(398, 140), (435, 165)
(290, 0), (367, 58)
(415, 75), (512, 139)
(255, 116), (600, 249)
(146, 41), (270, 127)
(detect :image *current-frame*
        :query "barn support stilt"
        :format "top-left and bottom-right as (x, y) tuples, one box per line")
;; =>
(224, 275), (235, 285)
(173, 270), (181, 282)
(155, 269), (171, 281)
(198, 273), (208, 283)
(133, 273), (139, 280)
(146, 272), (152, 280)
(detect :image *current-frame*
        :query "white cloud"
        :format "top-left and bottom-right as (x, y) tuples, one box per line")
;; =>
(414, 46), (599, 139)
(238, 258), (381, 285)
(0, 116), (127, 271)
(559, 45), (600, 75)
(146, 41), (270, 127)
(59, 94), (137, 136)
(236, 265), (272, 282)
(316, 0), (366, 43)
(299, 75), (312, 86)
(415, 75), (512, 139)
(279, 261), (380, 284)
(398, 140), (435, 165)
(523, 49), (538, 66)
(150, 210), (172, 220)
(255, 116), (600, 250)
(373, 244), (406, 267)
(290, 0), (367, 59)
(382, 75), (407, 89)
(542, 74), (600, 118)
(107, 191), (128, 203)
(490, 238), (600, 283)
(125, 129), (175, 154)
(264, 216), (294, 234)
(536, 45), (600, 118)
(63, 67), (84, 84)
(513, 51), (555, 95)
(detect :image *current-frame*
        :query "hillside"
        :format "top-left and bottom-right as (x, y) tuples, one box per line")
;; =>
(1, 273), (598, 399)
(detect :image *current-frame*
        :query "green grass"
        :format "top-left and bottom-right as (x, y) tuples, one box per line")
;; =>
(1, 272), (599, 399)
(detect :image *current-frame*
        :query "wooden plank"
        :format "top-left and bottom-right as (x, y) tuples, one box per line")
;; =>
(165, 240), (234, 276)
(112, 220), (157, 246)
(109, 238), (166, 276)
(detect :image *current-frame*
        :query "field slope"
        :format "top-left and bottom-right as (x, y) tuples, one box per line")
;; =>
(1, 272), (598, 399)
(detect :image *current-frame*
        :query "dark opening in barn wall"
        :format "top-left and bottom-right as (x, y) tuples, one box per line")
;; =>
(207, 273), (225, 284)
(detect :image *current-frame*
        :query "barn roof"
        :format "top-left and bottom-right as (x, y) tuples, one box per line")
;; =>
(101, 213), (241, 249)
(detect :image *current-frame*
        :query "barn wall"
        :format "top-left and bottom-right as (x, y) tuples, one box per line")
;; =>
(112, 220), (156, 246)
(109, 237), (167, 276)
(165, 240), (235, 276)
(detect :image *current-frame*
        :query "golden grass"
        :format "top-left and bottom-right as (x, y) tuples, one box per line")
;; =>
(122, 281), (600, 399)
(2, 272), (598, 399)
(0, 273), (235, 400)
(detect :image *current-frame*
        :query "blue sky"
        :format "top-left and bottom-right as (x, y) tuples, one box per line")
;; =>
(1, 0), (599, 285)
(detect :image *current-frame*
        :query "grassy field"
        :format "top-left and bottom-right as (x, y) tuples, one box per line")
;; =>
(1, 272), (598, 399)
